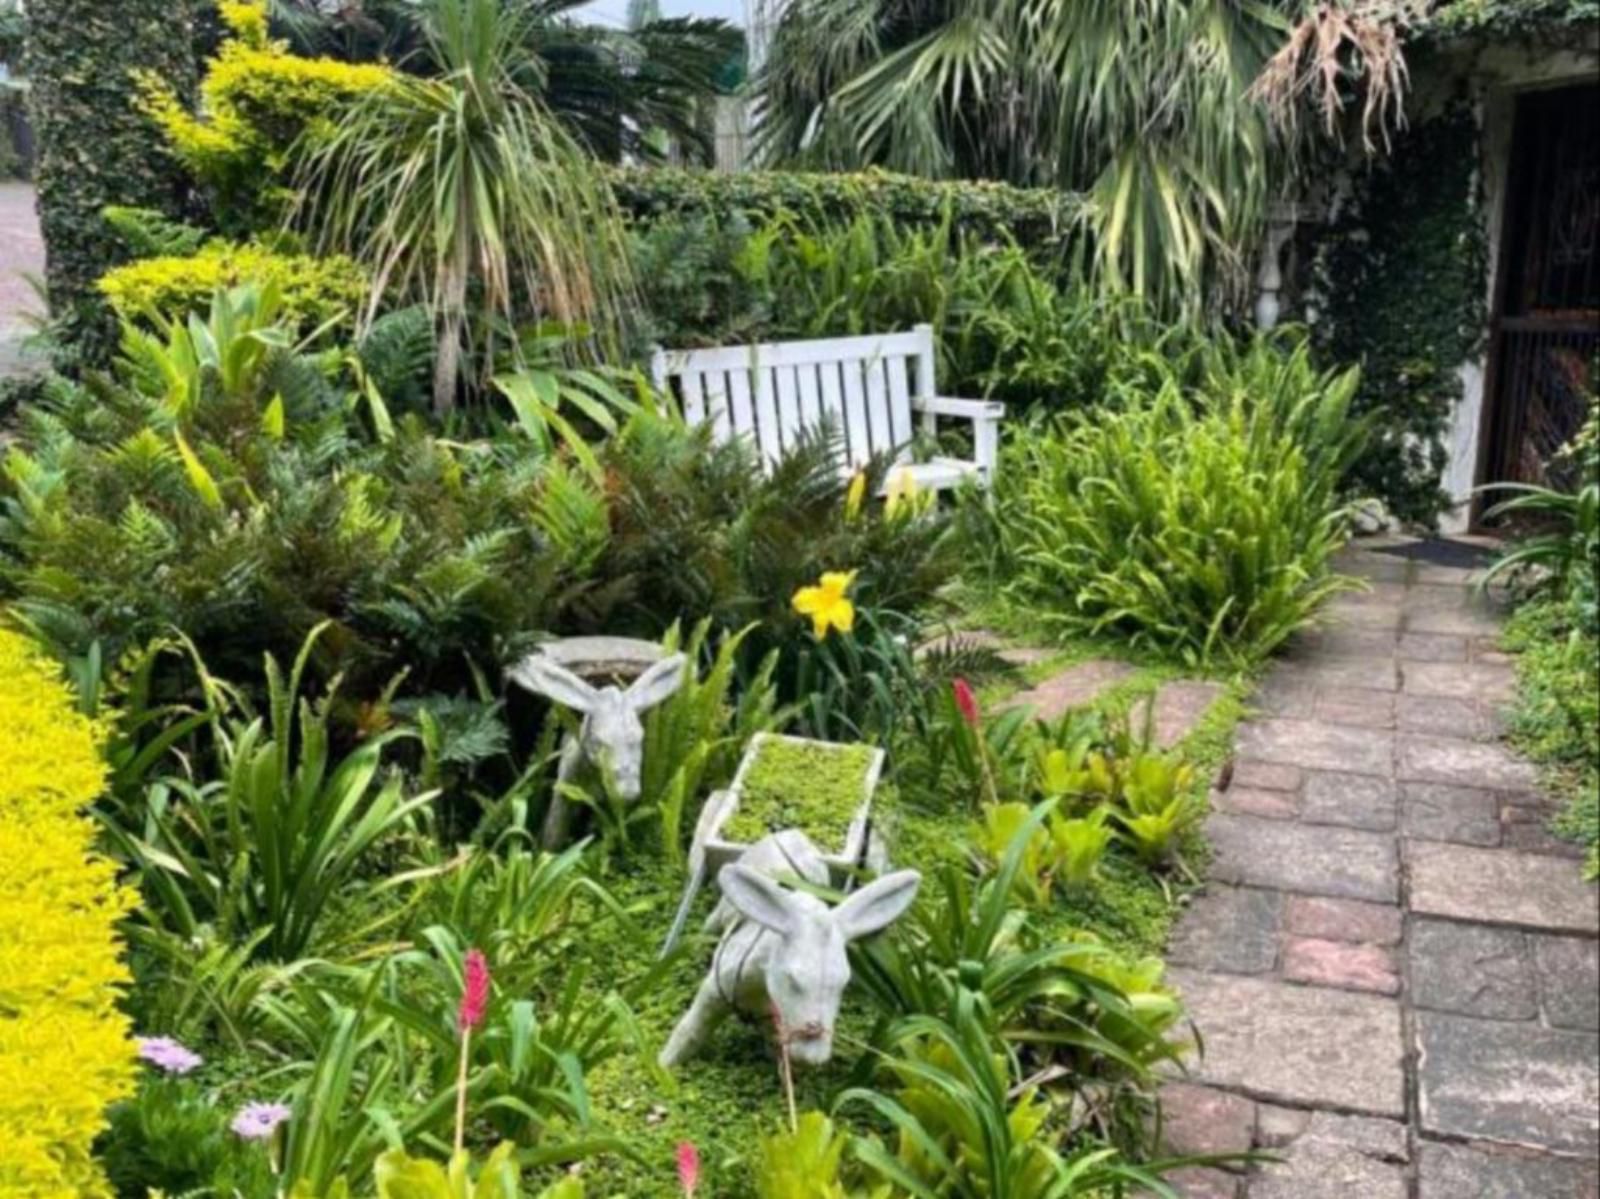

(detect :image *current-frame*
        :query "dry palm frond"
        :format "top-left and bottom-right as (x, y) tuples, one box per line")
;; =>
(1249, 0), (1428, 153)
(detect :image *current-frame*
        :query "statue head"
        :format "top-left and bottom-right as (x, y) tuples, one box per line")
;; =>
(717, 863), (921, 1066)
(512, 652), (687, 799)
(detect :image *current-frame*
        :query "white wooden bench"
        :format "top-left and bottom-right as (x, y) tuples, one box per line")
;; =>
(649, 324), (1004, 491)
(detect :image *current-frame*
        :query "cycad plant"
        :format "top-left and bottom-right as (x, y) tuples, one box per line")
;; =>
(297, 0), (633, 415)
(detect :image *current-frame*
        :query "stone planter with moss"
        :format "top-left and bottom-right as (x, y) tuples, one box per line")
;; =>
(660, 733), (886, 955)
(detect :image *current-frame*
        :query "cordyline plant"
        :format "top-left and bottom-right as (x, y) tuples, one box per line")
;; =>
(296, 0), (633, 415)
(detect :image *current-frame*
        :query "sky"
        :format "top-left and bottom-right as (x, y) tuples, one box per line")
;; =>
(577, 0), (746, 27)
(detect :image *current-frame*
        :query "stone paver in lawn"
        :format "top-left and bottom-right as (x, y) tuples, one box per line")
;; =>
(1163, 539), (1600, 1197)
(1002, 658), (1136, 721)
(1417, 1012), (1600, 1154)
(1151, 679), (1226, 748)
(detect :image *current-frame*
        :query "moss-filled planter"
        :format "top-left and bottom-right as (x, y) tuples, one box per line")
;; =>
(662, 734), (886, 955)
(722, 735), (880, 849)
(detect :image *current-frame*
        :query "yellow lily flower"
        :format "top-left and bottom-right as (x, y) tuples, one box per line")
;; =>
(844, 470), (867, 522)
(884, 467), (921, 520)
(792, 570), (858, 639)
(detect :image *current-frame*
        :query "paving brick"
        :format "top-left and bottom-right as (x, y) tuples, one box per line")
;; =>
(1408, 919), (1535, 1020)
(1404, 659), (1517, 702)
(1170, 969), (1405, 1116)
(1213, 785), (1299, 820)
(1279, 656), (1400, 692)
(1533, 934), (1600, 1031)
(1229, 759), (1302, 792)
(1325, 596), (1405, 629)
(1401, 781), (1502, 846)
(1249, 1111), (1408, 1199)
(1417, 1140), (1600, 1198)
(1286, 895), (1403, 946)
(1284, 937), (1400, 994)
(1165, 1167), (1240, 1198)
(1255, 1103), (1311, 1147)
(1301, 771), (1396, 831)
(1314, 686), (1397, 729)
(1397, 632), (1470, 662)
(1158, 1083), (1256, 1157)
(1169, 886), (1282, 975)
(1397, 735), (1539, 790)
(1417, 1012), (1600, 1155)
(1410, 842), (1600, 934)
(1235, 719), (1394, 777)
(1251, 676), (1318, 719)
(1397, 693), (1490, 738)
(1207, 814), (1398, 902)
(1287, 626), (1400, 660)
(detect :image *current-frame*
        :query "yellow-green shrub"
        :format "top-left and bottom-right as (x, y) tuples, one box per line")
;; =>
(99, 241), (368, 329)
(137, 0), (393, 231)
(0, 629), (138, 1198)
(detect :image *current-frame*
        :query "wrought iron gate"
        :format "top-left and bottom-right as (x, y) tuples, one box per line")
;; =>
(1481, 83), (1600, 500)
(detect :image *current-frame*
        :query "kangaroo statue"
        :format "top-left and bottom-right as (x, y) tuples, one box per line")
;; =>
(509, 652), (686, 848)
(660, 829), (920, 1068)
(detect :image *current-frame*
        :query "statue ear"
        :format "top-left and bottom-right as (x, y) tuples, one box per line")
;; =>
(625, 653), (687, 712)
(834, 870), (921, 942)
(509, 657), (598, 712)
(717, 864), (799, 936)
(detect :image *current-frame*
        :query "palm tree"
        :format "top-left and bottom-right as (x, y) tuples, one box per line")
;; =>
(274, 0), (742, 165)
(294, 0), (634, 415)
(752, 0), (1286, 315)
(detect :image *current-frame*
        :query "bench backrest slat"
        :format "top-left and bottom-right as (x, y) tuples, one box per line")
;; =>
(650, 327), (937, 469)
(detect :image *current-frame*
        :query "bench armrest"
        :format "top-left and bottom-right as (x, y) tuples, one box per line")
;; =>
(911, 395), (1006, 419)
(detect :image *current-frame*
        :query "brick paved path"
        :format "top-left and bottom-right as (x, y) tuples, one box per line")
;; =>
(0, 180), (44, 376)
(1163, 538), (1600, 1198)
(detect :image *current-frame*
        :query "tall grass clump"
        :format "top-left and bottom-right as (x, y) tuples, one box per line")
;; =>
(973, 334), (1369, 666)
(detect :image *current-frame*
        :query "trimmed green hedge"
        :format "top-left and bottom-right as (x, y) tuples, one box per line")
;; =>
(604, 165), (1082, 249)
(24, 0), (198, 359)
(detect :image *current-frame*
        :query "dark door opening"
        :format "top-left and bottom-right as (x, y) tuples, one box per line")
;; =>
(1477, 82), (1600, 519)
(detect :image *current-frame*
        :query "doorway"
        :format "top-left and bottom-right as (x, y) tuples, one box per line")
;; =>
(1478, 82), (1600, 514)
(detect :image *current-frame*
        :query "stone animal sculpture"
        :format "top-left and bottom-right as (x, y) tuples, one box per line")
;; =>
(510, 652), (686, 848)
(659, 829), (921, 1068)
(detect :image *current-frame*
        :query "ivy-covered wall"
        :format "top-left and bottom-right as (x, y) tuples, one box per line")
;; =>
(23, 0), (196, 357)
(1303, 104), (1488, 527)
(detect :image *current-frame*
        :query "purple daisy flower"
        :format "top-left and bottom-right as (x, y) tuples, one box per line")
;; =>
(231, 1101), (293, 1141)
(136, 1036), (203, 1075)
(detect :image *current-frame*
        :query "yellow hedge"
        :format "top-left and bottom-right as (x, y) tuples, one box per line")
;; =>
(99, 241), (368, 329)
(136, 0), (393, 229)
(0, 629), (138, 1198)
